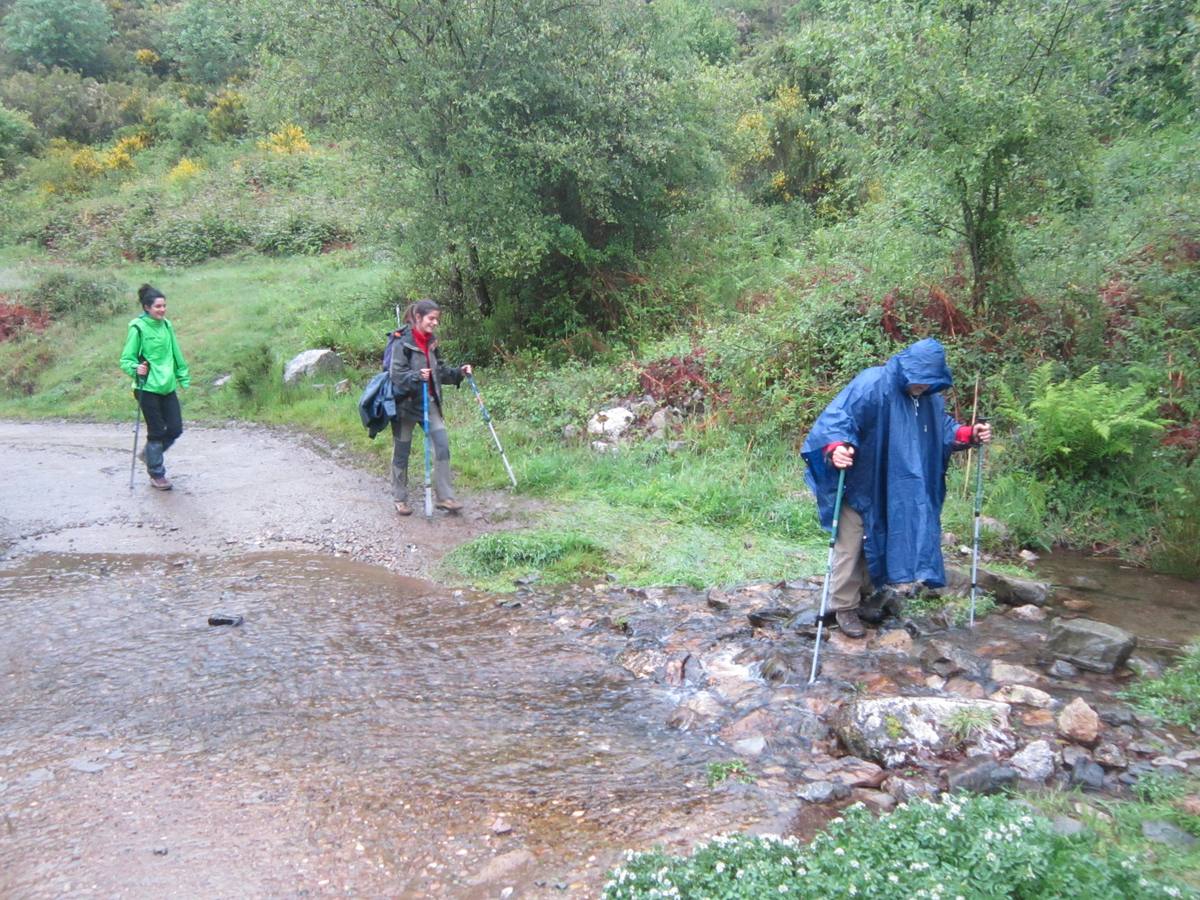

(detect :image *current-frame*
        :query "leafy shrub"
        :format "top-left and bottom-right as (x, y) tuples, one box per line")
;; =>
(130, 215), (251, 264)
(258, 124), (311, 155)
(604, 795), (1185, 899)
(22, 268), (125, 317)
(1011, 364), (1165, 478)
(254, 213), (350, 256)
(230, 343), (276, 407)
(1, 0), (114, 76)
(208, 89), (248, 141)
(0, 103), (38, 173)
(1151, 464), (1200, 578)
(166, 0), (259, 85)
(0, 67), (132, 143)
(1120, 642), (1200, 729)
(161, 105), (209, 152)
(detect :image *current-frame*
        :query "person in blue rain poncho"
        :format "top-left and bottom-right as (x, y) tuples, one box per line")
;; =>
(800, 338), (992, 637)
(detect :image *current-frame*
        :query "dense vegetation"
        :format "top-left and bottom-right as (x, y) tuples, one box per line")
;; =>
(0, 0), (1197, 585)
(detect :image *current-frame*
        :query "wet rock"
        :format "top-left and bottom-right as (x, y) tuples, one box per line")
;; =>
(1096, 705), (1135, 727)
(152, 846), (169, 856)
(870, 630), (914, 655)
(1142, 820), (1198, 848)
(1176, 796), (1200, 817)
(720, 709), (776, 744)
(587, 407), (634, 438)
(667, 692), (723, 731)
(852, 788), (897, 814)
(1008, 604), (1046, 622)
(944, 566), (1051, 606)
(747, 606), (793, 629)
(798, 780), (850, 803)
(990, 684), (1054, 708)
(921, 640), (988, 679)
(1010, 740), (1057, 782)
(826, 630), (873, 654)
(469, 849), (535, 885)
(705, 588), (731, 611)
(67, 758), (106, 774)
(990, 662), (1042, 685)
(1061, 596), (1094, 612)
(946, 757), (1017, 795)
(18, 768), (53, 787)
(944, 677), (986, 699)
(1057, 697), (1102, 746)
(1093, 743), (1128, 769)
(1061, 745), (1092, 769)
(802, 755), (886, 788)
(283, 348), (343, 384)
(491, 817), (513, 835)
(701, 647), (759, 703)
(836, 696), (1013, 768)
(1069, 758), (1106, 791)
(207, 613), (243, 627)
(616, 645), (668, 680)
(1046, 659), (1079, 679)
(1126, 655), (1164, 679)
(1046, 618), (1136, 674)
(734, 736), (767, 756)
(1021, 709), (1055, 728)
(882, 775), (939, 803)
(758, 652), (794, 684)
(1018, 549), (1040, 564)
(1152, 756), (1189, 772)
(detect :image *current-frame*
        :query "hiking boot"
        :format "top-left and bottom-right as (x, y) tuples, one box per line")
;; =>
(393, 501), (413, 516)
(835, 608), (866, 638)
(435, 498), (463, 513)
(149, 475), (173, 491)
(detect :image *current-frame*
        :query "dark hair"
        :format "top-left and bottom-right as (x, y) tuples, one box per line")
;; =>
(402, 299), (439, 327)
(138, 283), (165, 309)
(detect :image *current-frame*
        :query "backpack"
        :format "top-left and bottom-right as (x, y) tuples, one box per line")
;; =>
(381, 329), (406, 372)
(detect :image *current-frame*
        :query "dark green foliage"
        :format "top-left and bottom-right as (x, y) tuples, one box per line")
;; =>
(1, 0), (114, 76)
(130, 215), (252, 265)
(254, 213), (349, 256)
(21, 267), (123, 317)
(604, 795), (1186, 899)
(166, 0), (261, 86)
(0, 67), (132, 143)
(0, 101), (36, 171)
(230, 343), (275, 406)
(1121, 642), (1200, 730)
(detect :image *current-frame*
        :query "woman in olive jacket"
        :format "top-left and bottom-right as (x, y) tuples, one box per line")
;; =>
(388, 299), (472, 515)
(118, 284), (190, 490)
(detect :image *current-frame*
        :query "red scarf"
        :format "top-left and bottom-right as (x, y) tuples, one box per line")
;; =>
(412, 327), (432, 363)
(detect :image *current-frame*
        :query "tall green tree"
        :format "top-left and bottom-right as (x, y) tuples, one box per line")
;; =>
(825, 0), (1100, 306)
(1, 0), (114, 75)
(258, 0), (724, 337)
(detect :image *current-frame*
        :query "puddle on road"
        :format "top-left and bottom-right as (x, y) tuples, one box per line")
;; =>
(0, 552), (764, 897)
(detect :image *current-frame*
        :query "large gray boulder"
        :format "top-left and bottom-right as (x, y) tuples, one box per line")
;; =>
(837, 696), (1014, 768)
(283, 348), (343, 384)
(944, 565), (1051, 606)
(1046, 618), (1137, 673)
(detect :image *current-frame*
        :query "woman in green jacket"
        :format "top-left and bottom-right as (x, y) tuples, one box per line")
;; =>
(118, 284), (190, 490)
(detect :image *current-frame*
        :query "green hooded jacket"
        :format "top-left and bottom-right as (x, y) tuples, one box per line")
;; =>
(119, 314), (190, 395)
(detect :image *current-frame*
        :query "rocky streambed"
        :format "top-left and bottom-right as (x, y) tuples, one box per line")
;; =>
(502, 564), (1199, 836)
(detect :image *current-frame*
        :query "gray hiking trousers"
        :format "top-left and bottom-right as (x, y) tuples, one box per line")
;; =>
(390, 405), (454, 503)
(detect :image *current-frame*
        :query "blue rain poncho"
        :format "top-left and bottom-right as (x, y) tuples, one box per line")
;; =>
(801, 338), (969, 588)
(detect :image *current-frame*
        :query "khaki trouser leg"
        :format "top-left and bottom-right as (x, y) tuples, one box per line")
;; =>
(830, 505), (874, 611)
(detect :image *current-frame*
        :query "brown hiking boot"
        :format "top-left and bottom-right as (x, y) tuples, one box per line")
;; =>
(393, 501), (413, 516)
(149, 475), (173, 491)
(435, 498), (463, 513)
(835, 608), (866, 638)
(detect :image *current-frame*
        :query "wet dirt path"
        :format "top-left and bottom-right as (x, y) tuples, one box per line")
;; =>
(0, 422), (774, 898)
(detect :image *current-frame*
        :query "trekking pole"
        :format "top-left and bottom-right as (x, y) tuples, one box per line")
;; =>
(809, 468), (847, 685)
(422, 381), (434, 518)
(128, 370), (145, 491)
(466, 374), (517, 488)
(968, 418), (988, 627)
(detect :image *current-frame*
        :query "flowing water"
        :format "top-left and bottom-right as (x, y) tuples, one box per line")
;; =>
(0, 551), (774, 898)
(1035, 550), (1200, 653)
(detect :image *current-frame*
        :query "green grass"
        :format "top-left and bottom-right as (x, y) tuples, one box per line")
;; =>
(1120, 643), (1200, 730)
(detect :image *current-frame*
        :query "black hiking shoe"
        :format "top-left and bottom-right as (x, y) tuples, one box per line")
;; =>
(835, 608), (866, 638)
